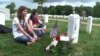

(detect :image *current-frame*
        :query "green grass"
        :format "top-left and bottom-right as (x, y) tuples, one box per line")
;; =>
(81, 19), (100, 24)
(0, 20), (100, 56)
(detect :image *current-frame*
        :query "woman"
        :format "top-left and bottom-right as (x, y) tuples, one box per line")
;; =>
(12, 6), (37, 45)
(27, 10), (46, 37)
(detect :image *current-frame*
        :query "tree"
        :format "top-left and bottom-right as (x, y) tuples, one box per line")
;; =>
(37, 6), (44, 14)
(42, 7), (48, 14)
(33, 0), (46, 6)
(64, 5), (73, 15)
(79, 5), (84, 16)
(27, 8), (32, 13)
(47, 6), (56, 15)
(55, 5), (64, 15)
(75, 7), (82, 16)
(83, 7), (93, 16)
(6, 2), (16, 14)
(33, 0), (47, 14)
(93, 2), (100, 17)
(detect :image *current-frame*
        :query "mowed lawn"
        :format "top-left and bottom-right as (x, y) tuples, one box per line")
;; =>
(0, 20), (100, 56)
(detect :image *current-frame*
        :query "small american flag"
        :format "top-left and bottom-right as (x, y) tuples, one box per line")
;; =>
(50, 21), (58, 37)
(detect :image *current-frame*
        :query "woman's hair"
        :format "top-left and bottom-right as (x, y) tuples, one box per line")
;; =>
(29, 10), (37, 20)
(17, 6), (27, 21)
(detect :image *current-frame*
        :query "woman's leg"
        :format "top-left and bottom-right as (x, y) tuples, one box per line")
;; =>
(27, 32), (38, 41)
(34, 30), (44, 37)
(15, 35), (35, 45)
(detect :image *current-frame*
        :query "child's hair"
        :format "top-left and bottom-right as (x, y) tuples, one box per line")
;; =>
(17, 6), (27, 21)
(29, 10), (37, 21)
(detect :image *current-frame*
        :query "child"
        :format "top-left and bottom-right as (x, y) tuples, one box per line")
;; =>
(27, 10), (46, 37)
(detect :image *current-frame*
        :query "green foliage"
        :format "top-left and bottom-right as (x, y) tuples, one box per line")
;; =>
(27, 8), (32, 13)
(55, 5), (64, 15)
(83, 7), (93, 16)
(33, 0), (47, 5)
(47, 6), (56, 15)
(75, 7), (82, 15)
(42, 5), (73, 15)
(41, 5), (94, 16)
(6, 2), (16, 14)
(33, 0), (47, 15)
(42, 7), (48, 14)
(75, 6), (93, 16)
(37, 6), (44, 14)
(33, 2), (99, 17)
(64, 5), (73, 15)
(93, 2), (100, 17)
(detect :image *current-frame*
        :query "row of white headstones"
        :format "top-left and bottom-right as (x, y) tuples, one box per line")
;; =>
(44, 14), (93, 43)
(0, 13), (92, 44)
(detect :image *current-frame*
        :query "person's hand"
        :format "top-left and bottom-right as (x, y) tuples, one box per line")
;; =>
(29, 37), (33, 40)
(33, 24), (38, 28)
(43, 25), (46, 29)
(33, 34), (38, 40)
(42, 28), (46, 31)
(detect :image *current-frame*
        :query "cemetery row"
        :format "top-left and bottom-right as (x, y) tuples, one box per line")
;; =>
(0, 9), (93, 43)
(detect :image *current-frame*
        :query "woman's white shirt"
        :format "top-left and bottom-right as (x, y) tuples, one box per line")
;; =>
(12, 14), (30, 38)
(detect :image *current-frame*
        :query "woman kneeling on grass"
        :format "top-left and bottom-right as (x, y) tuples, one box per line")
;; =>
(12, 6), (38, 46)
(27, 10), (46, 38)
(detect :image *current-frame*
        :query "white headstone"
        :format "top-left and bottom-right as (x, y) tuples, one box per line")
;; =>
(67, 14), (80, 43)
(86, 16), (93, 34)
(44, 14), (49, 23)
(0, 13), (5, 25)
(0, 8), (10, 20)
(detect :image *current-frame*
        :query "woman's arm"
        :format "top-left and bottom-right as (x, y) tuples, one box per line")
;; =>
(26, 20), (38, 38)
(38, 19), (43, 24)
(16, 23), (32, 39)
(28, 19), (43, 30)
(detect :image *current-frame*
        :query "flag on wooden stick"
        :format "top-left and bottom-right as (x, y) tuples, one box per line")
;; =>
(50, 21), (58, 37)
